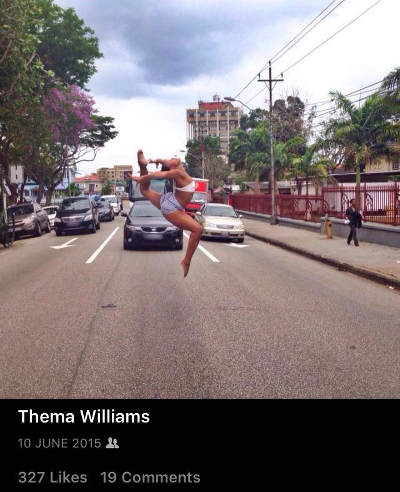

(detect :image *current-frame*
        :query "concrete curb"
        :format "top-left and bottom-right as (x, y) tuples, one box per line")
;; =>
(246, 231), (400, 290)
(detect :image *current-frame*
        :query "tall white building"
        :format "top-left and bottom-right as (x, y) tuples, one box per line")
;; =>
(186, 95), (243, 156)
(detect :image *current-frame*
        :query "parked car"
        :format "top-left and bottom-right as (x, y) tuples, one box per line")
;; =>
(122, 200), (183, 250)
(7, 202), (51, 238)
(195, 203), (245, 242)
(101, 195), (122, 215)
(54, 196), (100, 236)
(98, 198), (115, 222)
(42, 205), (59, 229)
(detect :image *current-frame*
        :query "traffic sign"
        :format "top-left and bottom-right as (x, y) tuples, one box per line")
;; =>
(9, 165), (24, 184)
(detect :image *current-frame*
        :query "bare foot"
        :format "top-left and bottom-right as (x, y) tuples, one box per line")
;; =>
(137, 149), (148, 168)
(181, 259), (190, 278)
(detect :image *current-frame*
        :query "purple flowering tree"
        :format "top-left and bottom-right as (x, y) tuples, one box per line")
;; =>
(34, 85), (116, 204)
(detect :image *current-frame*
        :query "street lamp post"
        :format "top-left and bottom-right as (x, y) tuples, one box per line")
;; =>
(224, 97), (253, 112)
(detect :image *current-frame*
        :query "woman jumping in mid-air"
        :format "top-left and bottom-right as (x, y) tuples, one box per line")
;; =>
(131, 149), (203, 278)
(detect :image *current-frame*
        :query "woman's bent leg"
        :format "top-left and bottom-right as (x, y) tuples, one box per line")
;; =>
(137, 149), (161, 209)
(163, 210), (203, 277)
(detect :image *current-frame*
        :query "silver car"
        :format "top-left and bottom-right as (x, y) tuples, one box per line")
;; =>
(195, 203), (245, 243)
(42, 205), (59, 228)
(7, 202), (51, 237)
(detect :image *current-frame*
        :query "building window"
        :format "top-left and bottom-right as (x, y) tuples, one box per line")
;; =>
(393, 162), (399, 170)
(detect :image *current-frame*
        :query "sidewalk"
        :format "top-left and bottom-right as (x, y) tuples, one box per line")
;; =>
(243, 217), (400, 289)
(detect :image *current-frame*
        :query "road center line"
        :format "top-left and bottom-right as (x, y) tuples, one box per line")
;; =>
(183, 232), (220, 263)
(85, 227), (119, 264)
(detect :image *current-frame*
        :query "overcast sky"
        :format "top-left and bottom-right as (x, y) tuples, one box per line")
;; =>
(56, 0), (400, 174)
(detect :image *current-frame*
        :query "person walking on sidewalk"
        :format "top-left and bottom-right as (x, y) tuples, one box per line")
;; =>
(345, 198), (362, 246)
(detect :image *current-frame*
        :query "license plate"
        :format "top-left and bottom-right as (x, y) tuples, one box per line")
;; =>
(145, 234), (163, 240)
(221, 231), (229, 236)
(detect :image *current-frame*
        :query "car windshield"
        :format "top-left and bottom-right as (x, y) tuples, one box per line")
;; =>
(61, 198), (90, 212)
(130, 203), (163, 217)
(98, 201), (109, 208)
(102, 196), (117, 203)
(204, 206), (237, 217)
(8, 204), (34, 216)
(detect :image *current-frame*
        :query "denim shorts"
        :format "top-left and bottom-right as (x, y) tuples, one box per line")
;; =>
(159, 192), (184, 215)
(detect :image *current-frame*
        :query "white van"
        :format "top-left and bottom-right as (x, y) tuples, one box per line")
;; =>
(101, 195), (121, 215)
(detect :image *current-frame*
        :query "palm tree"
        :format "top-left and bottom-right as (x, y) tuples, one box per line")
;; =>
(291, 144), (330, 195)
(229, 122), (270, 192)
(323, 91), (400, 188)
(382, 67), (400, 98)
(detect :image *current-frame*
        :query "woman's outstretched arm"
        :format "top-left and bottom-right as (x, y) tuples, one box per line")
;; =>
(133, 169), (179, 183)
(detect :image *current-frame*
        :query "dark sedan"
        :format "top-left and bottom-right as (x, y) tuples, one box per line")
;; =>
(54, 196), (100, 236)
(98, 198), (115, 222)
(122, 201), (183, 250)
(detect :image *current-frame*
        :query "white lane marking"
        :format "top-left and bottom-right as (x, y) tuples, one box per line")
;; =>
(227, 242), (248, 248)
(51, 238), (77, 250)
(85, 227), (119, 264)
(183, 232), (220, 263)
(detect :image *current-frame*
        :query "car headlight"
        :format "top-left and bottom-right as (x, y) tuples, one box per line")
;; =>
(54, 217), (61, 223)
(83, 214), (93, 221)
(237, 222), (244, 230)
(126, 225), (142, 231)
(165, 226), (179, 231)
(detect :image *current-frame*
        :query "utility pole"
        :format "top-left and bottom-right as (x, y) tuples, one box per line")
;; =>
(258, 62), (283, 225)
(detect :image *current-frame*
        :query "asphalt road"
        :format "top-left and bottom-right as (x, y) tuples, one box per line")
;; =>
(0, 205), (399, 398)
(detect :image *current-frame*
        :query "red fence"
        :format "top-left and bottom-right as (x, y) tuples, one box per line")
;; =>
(231, 183), (400, 226)
(322, 184), (399, 226)
(231, 194), (329, 223)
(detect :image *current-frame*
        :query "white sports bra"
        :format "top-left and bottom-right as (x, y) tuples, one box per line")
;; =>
(176, 180), (195, 192)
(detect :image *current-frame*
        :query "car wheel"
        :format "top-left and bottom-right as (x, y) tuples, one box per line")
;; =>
(123, 237), (130, 250)
(35, 222), (42, 237)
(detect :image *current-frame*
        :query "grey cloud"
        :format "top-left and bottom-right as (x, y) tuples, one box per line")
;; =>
(58, 0), (318, 98)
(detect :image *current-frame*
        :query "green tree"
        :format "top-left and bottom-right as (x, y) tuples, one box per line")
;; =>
(323, 91), (400, 187)
(239, 108), (268, 131)
(291, 144), (330, 195)
(35, 0), (103, 89)
(101, 181), (112, 195)
(63, 182), (80, 197)
(185, 136), (221, 179)
(229, 121), (270, 191)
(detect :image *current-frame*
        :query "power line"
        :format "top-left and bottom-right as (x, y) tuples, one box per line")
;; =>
(245, 78), (385, 112)
(305, 86), (385, 115)
(278, 0), (386, 75)
(233, 0), (345, 99)
(245, 86), (266, 105)
(271, 0), (347, 66)
(309, 87), (393, 128)
(305, 80), (383, 107)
